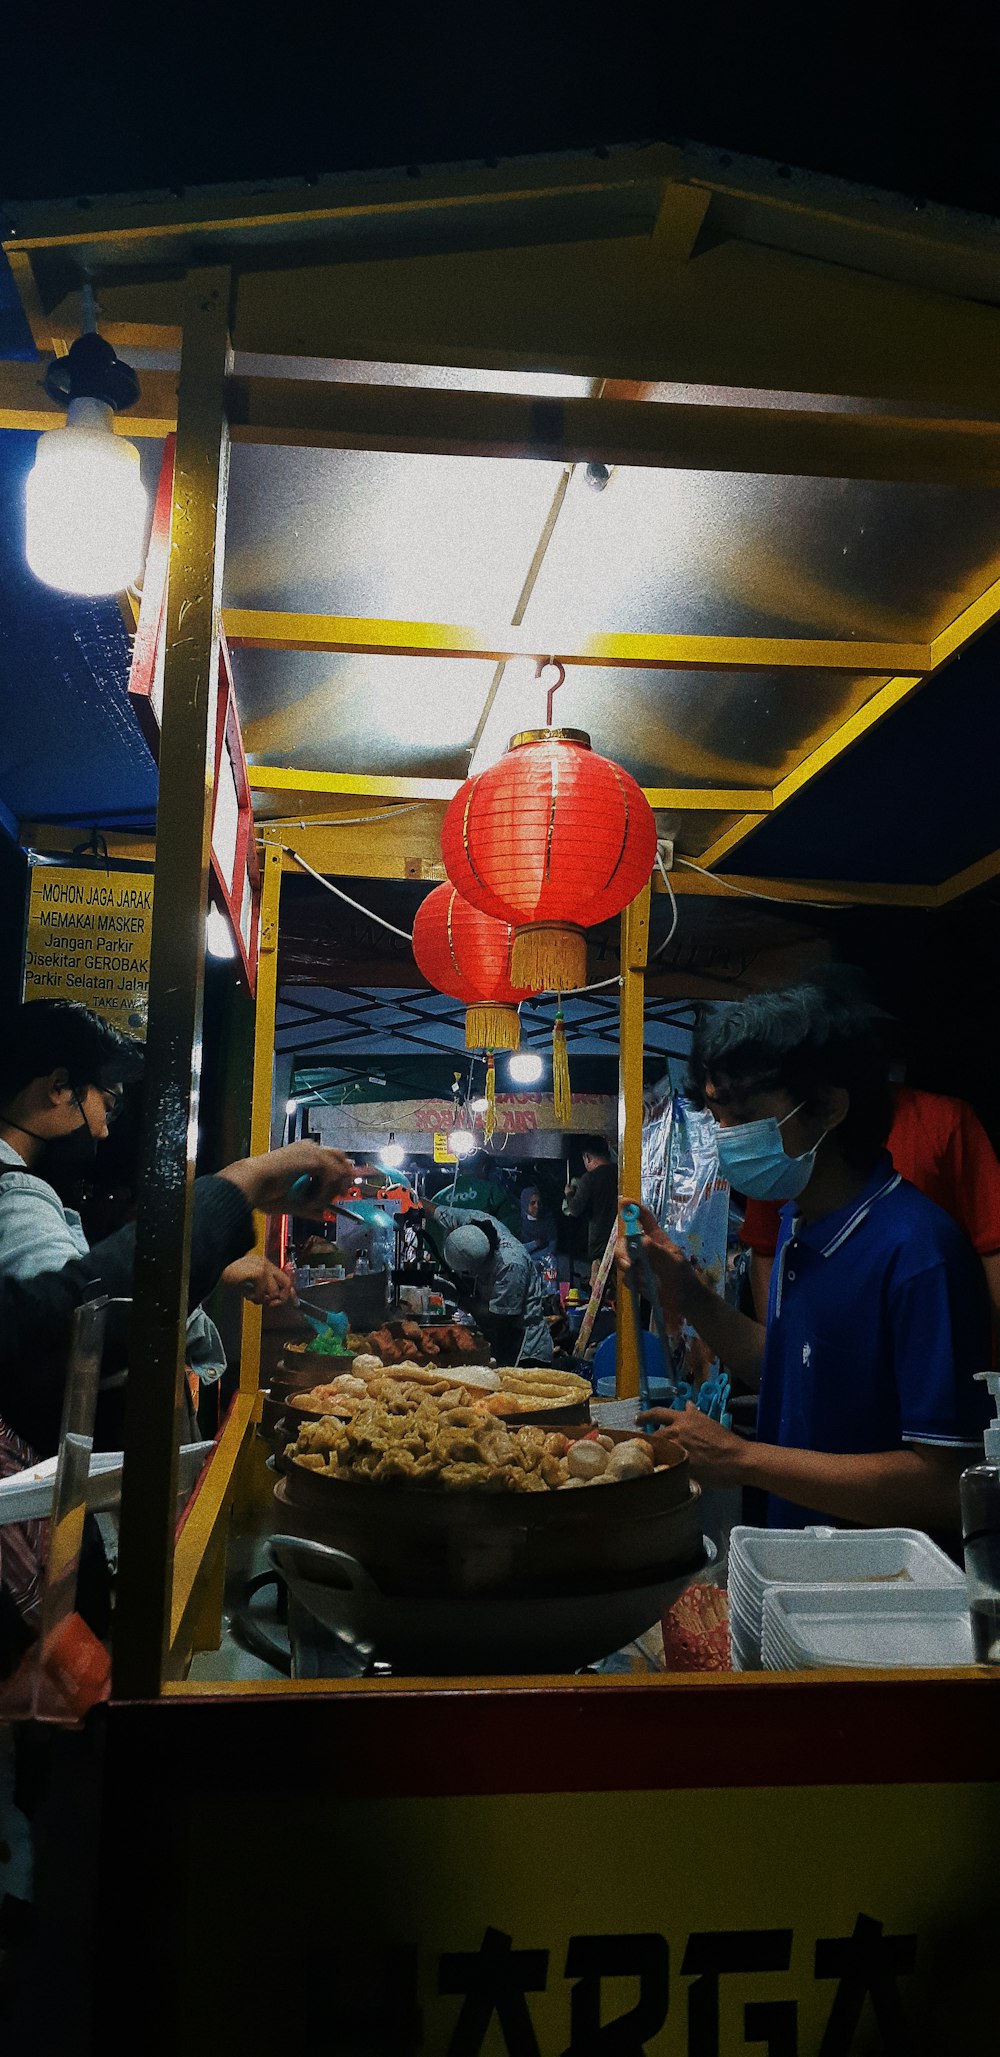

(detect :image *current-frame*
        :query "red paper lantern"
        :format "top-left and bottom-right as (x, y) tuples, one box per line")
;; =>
(441, 727), (657, 991)
(411, 883), (531, 1049)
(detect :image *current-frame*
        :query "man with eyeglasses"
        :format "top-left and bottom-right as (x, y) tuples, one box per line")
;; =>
(0, 1004), (238, 1403)
(0, 1000), (291, 1315)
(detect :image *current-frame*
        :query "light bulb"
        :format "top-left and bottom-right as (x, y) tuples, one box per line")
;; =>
(469, 1095), (489, 1114)
(448, 1127), (477, 1158)
(285, 1097), (299, 1117)
(206, 904), (236, 959)
(508, 1051), (543, 1084)
(25, 400), (148, 596)
(381, 1138), (405, 1170)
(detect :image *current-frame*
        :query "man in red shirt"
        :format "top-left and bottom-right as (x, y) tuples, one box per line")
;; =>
(741, 1085), (1000, 1333)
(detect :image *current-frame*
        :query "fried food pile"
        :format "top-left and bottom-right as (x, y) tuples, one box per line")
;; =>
(286, 1387), (657, 1495)
(351, 1322), (481, 1367)
(485, 1367), (591, 1416)
(287, 1360), (591, 1419)
(287, 1362), (486, 1416)
(286, 1321), (481, 1368)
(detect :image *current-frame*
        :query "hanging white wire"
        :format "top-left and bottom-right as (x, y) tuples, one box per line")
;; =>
(279, 845), (416, 940)
(259, 801), (432, 835)
(652, 848), (680, 959)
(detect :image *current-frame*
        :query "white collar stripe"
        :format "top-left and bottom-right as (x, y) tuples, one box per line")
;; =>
(819, 1172), (901, 1258)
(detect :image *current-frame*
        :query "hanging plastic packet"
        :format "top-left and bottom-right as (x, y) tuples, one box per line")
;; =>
(641, 1087), (730, 1385)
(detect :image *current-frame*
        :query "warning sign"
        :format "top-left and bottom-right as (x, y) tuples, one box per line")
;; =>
(433, 1132), (458, 1164)
(23, 864), (154, 1040)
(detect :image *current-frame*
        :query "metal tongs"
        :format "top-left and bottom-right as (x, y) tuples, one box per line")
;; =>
(291, 1291), (352, 1345)
(288, 1170), (367, 1227)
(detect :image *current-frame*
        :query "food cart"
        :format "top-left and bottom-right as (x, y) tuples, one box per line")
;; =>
(3, 140), (1000, 2050)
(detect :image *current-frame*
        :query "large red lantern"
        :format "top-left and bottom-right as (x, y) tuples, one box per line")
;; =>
(411, 883), (532, 1050)
(441, 726), (658, 991)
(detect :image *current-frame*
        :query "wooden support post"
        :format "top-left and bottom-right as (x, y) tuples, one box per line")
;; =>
(616, 884), (651, 1400)
(240, 843), (283, 1396)
(113, 267), (233, 1699)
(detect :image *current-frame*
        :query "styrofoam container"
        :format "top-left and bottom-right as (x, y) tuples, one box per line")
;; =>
(761, 1584), (974, 1670)
(729, 1525), (962, 1632)
(729, 1627), (758, 1673)
(729, 1623), (762, 1671)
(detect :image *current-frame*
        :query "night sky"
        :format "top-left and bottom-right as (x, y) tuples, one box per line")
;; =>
(3, 8), (1000, 215)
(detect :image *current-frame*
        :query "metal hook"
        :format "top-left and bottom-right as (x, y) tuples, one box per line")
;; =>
(535, 657), (566, 726)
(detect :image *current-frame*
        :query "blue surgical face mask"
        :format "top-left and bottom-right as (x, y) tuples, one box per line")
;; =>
(713, 1101), (825, 1202)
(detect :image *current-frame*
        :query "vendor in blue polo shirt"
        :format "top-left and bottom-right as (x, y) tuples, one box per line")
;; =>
(623, 972), (991, 1533)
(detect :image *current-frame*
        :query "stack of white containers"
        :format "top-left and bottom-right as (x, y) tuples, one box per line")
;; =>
(728, 1526), (970, 1671)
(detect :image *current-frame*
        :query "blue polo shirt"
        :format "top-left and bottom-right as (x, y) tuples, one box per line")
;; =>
(758, 1154), (991, 1528)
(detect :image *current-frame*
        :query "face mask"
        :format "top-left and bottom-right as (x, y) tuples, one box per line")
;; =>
(714, 1101), (825, 1203)
(2, 1096), (99, 1188)
(39, 1115), (99, 1184)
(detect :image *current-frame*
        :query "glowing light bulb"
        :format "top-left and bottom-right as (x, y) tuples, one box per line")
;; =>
(381, 1136), (405, 1170)
(508, 1051), (543, 1084)
(469, 1095), (489, 1114)
(285, 1097), (299, 1117)
(448, 1127), (477, 1158)
(206, 904), (236, 959)
(25, 399), (148, 596)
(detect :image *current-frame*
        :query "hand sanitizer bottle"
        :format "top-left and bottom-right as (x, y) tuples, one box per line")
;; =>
(960, 1372), (1000, 1664)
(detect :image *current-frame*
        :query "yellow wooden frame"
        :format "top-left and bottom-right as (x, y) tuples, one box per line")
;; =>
(616, 887), (651, 1401)
(224, 607), (925, 675)
(238, 843), (284, 1398)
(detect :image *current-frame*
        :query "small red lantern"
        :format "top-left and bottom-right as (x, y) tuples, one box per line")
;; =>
(441, 726), (657, 991)
(411, 883), (531, 1050)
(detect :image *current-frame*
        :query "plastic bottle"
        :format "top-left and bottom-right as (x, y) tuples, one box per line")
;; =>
(960, 1372), (1000, 1664)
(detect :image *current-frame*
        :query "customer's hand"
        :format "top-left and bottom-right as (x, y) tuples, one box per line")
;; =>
(616, 1200), (698, 1324)
(220, 1252), (294, 1306)
(637, 1403), (747, 1485)
(219, 1143), (355, 1219)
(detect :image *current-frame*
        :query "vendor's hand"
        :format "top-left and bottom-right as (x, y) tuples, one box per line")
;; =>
(637, 1403), (747, 1485)
(220, 1252), (293, 1306)
(616, 1200), (699, 1323)
(219, 1143), (355, 1219)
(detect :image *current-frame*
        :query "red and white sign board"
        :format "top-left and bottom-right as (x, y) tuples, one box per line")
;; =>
(128, 435), (261, 991)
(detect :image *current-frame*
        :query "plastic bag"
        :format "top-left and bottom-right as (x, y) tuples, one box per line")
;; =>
(641, 1090), (729, 1382)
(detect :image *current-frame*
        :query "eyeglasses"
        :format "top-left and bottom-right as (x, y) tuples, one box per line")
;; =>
(100, 1089), (124, 1125)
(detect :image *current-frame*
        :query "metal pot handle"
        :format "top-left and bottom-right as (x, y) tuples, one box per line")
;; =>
(268, 1535), (381, 1595)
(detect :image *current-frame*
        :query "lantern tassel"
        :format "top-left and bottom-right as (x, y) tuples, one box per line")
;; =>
(552, 1002), (572, 1124)
(511, 923), (586, 993)
(465, 1001), (520, 1051)
(484, 1054), (497, 1141)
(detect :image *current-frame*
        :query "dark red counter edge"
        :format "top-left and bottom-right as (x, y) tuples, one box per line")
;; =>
(104, 1672), (1000, 1796)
